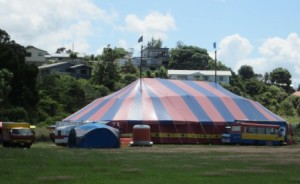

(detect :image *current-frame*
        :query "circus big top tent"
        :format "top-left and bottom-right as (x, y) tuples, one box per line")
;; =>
(64, 78), (292, 144)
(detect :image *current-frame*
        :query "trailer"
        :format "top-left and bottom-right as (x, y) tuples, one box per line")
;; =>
(1, 122), (35, 148)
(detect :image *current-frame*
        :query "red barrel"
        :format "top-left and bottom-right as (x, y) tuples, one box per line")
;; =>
(131, 125), (152, 146)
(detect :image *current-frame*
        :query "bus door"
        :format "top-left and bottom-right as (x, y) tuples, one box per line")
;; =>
(229, 125), (242, 143)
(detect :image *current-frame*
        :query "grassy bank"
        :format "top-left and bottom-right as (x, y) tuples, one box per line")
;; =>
(1, 143), (300, 184)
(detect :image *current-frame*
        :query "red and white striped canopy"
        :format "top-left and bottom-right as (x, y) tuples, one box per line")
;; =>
(64, 78), (285, 125)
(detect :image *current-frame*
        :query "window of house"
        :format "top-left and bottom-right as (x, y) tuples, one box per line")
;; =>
(219, 76), (224, 81)
(26, 52), (32, 57)
(177, 75), (187, 80)
(38, 51), (43, 56)
(194, 75), (201, 80)
(80, 69), (88, 75)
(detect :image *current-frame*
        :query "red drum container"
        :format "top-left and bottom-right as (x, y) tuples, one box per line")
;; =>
(131, 125), (153, 146)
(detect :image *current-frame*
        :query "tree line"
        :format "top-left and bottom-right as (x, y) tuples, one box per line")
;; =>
(0, 29), (299, 125)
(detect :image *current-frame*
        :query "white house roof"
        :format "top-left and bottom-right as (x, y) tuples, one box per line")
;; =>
(45, 53), (84, 58)
(38, 62), (69, 69)
(70, 64), (91, 69)
(26, 45), (49, 54)
(168, 70), (232, 76)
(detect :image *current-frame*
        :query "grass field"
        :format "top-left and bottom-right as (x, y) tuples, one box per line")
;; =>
(1, 142), (300, 184)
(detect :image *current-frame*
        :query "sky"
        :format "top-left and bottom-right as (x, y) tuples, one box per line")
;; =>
(1, 0), (300, 87)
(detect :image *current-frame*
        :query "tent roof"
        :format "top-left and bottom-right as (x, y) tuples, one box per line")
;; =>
(64, 78), (285, 124)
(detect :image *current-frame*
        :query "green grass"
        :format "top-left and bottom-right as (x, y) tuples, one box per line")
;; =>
(1, 143), (300, 184)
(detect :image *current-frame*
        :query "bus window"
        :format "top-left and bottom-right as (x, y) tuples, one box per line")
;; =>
(266, 128), (274, 134)
(257, 127), (266, 134)
(231, 126), (241, 132)
(247, 127), (257, 133)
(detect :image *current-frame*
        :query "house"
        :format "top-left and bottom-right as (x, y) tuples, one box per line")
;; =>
(141, 47), (169, 69)
(292, 91), (300, 97)
(45, 53), (84, 64)
(68, 64), (92, 79)
(38, 62), (92, 79)
(168, 70), (232, 84)
(119, 47), (169, 70)
(25, 46), (49, 66)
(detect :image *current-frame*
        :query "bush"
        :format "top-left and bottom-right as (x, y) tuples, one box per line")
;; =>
(34, 126), (52, 142)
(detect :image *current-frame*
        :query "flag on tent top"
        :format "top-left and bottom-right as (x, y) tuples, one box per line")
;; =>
(213, 42), (216, 49)
(138, 36), (143, 43)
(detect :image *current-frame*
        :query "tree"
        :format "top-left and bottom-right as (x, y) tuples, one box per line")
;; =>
(238, 65), (255, 79)
(226, 71), (244, 95)
(244, 78), (264, 97)
(146, 70), (154, 78)
(155, 66), (168, 78)
(263, 72), (271, 84)
(121, 74), (139, 85)
(92, 46), (121, 91)
(55, 47), (66, 53)
(147, 37), (162, 48)
(269, 67), (292, 92)
(0, 29), (10, 44)
(115, 47), (128, 58)
(255, 85), (287, 112)
(0, 29), (39, 119)
(278, 100), (296, 116)
(287, 95), (300, 116)
(0, 69), (13, 105)
(121, 60), (138, 74)
(69, 52), (78, 60)
(206, 60), (230, 71)
(221, 83), (243, 96)
(37, 74), (101, 120)
(169, 43), (213, 70)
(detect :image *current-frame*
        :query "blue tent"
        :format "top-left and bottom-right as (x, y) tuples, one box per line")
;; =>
(68, 122), (120, 148)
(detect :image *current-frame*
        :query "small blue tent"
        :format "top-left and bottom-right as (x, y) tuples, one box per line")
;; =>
(68, 122), (120, 148)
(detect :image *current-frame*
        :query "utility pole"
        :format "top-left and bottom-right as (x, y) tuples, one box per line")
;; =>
(214, 42), (217, 83)
(140, 44), (143, 79)
(138, 35), (143, 90)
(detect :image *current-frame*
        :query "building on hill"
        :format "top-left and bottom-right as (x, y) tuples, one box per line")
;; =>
(38, 62), (92, 79)
(118, 47), (169, 70)
(25, 46), (49, 66)
(168, 70), (232, 84)
(292, 91), (300, 97)
(45, 53), (84, 64)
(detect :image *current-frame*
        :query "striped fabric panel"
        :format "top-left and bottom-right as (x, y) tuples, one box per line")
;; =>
(64, 78), (286, 125)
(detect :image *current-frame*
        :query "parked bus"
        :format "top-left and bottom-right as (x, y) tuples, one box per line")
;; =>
(221, 122), (285, 145)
